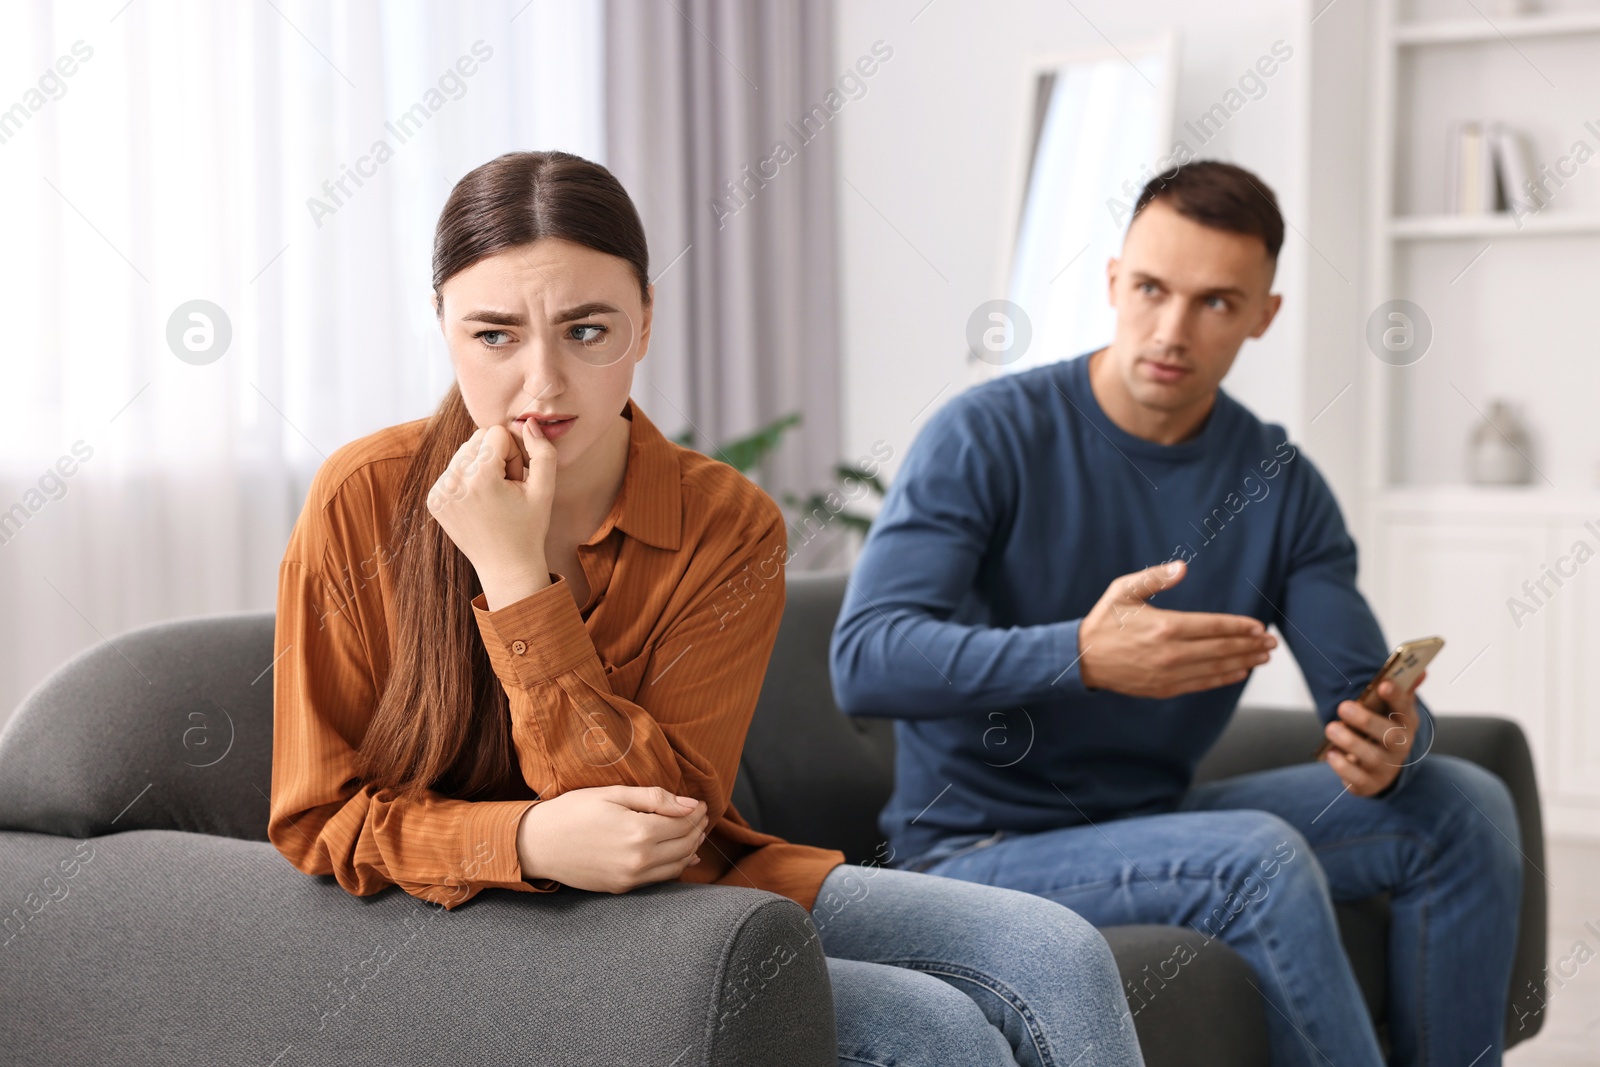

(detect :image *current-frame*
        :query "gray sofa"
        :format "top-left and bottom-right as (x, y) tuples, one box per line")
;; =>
(0, 570), (1546, 1065)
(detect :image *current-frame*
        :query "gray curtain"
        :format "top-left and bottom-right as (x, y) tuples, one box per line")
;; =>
(605, 0), (842, 556)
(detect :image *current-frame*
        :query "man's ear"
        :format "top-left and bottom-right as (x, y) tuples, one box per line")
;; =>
(1105, 256), (1120, 307)
(1249, 291), (1284, 339)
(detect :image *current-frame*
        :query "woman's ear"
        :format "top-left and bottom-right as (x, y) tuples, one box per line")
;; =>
(636, 284), (655, 363)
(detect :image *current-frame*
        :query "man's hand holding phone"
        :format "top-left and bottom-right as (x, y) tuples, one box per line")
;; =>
(1321, 674), (1424, 797)
(1313, 636), (1442, 796)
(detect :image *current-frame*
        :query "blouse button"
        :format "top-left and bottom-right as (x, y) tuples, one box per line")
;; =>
(511, 640), (528, 655)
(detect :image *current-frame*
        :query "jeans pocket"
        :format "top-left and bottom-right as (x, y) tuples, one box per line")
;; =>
(904, 830), (1006, 874)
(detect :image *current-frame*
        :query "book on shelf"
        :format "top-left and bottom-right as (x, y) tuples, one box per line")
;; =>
(1493, 123), (1536, 218)
(1446, 120), (1539, 218)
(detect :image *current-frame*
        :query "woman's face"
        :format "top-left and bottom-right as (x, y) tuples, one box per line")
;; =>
(435, 237), (652, 471)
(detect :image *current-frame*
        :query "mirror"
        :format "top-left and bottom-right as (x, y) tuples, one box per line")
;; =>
(999, 35), (1180, 375)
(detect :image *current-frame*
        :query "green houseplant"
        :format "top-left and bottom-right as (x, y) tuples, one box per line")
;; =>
(670, 412), (885, 537)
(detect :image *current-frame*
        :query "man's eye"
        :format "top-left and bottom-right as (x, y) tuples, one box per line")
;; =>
(1139, 282), (1159, 296)
(472, 330), (511, 347)
(569, 324), (606, 344)
(1206, 297), (1229, 311)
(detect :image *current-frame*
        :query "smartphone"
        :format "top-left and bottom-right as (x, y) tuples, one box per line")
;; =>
(1312, 636), (1445, 761)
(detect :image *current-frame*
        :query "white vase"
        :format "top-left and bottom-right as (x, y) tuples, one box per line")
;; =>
(1467, 400), (1533, 486)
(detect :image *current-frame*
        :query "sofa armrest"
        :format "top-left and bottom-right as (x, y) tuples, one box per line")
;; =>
(1102, 925), (1270, 1067)
(0, 829), (836, 1066)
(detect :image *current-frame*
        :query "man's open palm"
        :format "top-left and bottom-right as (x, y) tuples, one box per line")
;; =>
(1077, 559), (1278, 698)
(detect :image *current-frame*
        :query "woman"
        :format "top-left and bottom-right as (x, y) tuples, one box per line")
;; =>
(269, 149), (1144, 1067)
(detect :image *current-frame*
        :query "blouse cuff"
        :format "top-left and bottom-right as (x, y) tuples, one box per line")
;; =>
(471, 574), (597, 689)
(461, 798), (550, 888)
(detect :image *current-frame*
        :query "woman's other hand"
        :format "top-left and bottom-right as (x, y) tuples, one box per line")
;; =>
(516, 785), (709, 893)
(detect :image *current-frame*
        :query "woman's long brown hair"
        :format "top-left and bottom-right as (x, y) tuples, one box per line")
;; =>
(354, 150), (651, 801)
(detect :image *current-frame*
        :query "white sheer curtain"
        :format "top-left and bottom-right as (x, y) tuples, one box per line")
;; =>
(0, 0), (603, 727)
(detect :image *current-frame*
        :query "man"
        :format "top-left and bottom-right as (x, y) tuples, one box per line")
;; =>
(830, 160), (1523, 1066)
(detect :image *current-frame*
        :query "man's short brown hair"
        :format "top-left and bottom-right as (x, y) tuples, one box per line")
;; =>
(1132, 161), (1284, 261)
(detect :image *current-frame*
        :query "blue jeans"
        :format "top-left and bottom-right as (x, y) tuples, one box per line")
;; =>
(905, 755), (1522, 1067)
(809, 862), (1146, 1066)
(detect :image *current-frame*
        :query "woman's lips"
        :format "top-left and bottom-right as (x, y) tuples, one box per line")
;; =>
(517, 415), (577, 440)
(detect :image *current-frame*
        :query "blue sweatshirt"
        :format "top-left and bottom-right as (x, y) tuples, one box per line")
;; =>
(829, 351), (1433, 866)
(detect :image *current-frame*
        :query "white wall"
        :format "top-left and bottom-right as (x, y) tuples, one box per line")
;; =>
(832, 0), (1346, 708)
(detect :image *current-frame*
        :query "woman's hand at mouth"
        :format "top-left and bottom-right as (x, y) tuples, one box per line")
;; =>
(427, 419), (558, 608)
(503, 415), (557, 481)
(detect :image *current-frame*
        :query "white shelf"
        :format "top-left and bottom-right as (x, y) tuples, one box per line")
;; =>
(1375, 485), (1600, 517)
(1395, 8), (1600, 46)
(1389, 212), (1600, 239)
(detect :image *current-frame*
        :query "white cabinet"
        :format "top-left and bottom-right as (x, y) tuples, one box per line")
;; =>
(1373, 493), (1600, 837)
(1552, 511), (1600, 813)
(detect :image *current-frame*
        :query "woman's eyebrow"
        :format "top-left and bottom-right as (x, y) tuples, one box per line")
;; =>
(460, 301), (620, 326)
(551, 301), (620, 323)
(461, 308), (526, 326)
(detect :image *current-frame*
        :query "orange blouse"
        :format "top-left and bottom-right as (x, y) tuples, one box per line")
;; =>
(269, 397), (845, 912)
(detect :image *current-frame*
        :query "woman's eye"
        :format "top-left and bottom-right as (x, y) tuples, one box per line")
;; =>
(472, 329), (511, 348)
(569, 324), (607, 345)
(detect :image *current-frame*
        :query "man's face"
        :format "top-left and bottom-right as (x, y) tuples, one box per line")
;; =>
(1104, 198), (1281, 415)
